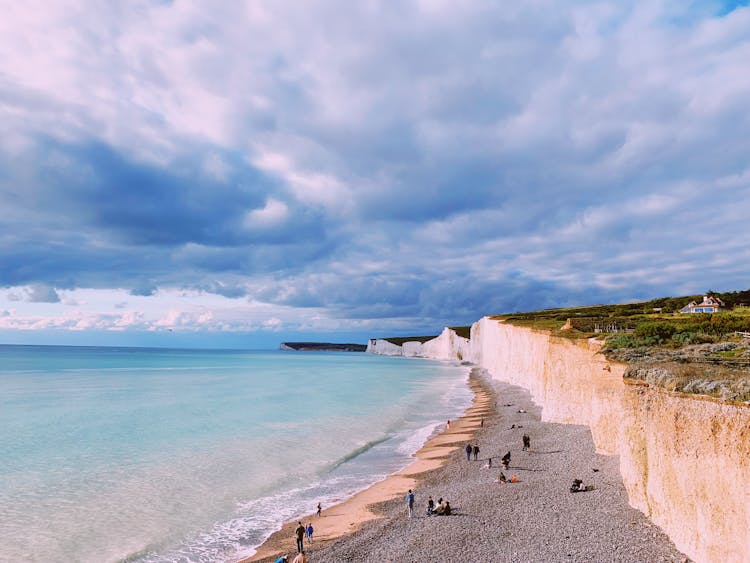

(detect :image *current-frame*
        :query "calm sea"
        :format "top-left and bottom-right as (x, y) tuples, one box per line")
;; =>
(0, 345), (471, 562)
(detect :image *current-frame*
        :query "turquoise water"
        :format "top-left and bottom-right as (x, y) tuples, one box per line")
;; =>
(0, 345), (471, 562)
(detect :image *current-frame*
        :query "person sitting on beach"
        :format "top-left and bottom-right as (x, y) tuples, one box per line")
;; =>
(427, 495), (435, 515)
(443, 501), (451, 516)
(305, 522), (313, 544)
(483, 457), (492, 469)
(501, 451), (511, 470)
(570, 479), (585, 493)
(434, 499), (446, 515)
(274, 556), (288, 563)
(498, 471), (507, 484)
(292, 551), (307, 563)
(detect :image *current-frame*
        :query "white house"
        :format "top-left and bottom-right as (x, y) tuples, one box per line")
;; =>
(679, 295), (725, 314)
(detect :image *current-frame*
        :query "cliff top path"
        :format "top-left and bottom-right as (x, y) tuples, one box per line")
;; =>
(296, 373), (689, 563)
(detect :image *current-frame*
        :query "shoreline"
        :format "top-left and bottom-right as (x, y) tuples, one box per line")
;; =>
(242, 367), (494, 562)
(308, 377), (689, 562)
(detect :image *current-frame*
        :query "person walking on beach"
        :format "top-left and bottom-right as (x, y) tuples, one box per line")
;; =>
(447, 419), (451, 430)
(305, 522), (314, 544)
(522, 434), (531, 451)
(465, 443), (472, 461)
(473, 444), (480, 461)
(480, 417), (484, 427)
(316, 502), (322, 517)
(406, 489), (415, 518)
(294, 522), (305, 553)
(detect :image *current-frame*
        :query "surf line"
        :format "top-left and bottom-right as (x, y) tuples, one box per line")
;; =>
(244, 367), (495, 562)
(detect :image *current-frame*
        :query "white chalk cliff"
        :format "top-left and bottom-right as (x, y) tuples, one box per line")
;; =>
(367, 317), (750, 563)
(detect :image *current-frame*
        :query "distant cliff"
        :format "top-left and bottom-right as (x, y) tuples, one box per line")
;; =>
(280, 342), (367, 352)
(368, 318), (750, 563)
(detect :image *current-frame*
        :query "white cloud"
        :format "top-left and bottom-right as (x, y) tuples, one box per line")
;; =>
(244, 198), (289, 229)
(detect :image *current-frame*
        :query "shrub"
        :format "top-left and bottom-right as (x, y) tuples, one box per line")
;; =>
(672, 332), (693, 345)
(634, 322), (677, 343)
(605, 335), (641, 349)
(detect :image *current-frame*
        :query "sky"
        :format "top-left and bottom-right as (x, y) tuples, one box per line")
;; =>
(0, 0), (749, 348)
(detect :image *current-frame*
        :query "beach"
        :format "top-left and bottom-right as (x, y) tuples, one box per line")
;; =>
(247, 369), (689, 562)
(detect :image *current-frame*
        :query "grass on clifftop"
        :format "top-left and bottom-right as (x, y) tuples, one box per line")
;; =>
(380, 290), (750, 402)
(494, 291), (750, 403)
(384, 335), (439, 346)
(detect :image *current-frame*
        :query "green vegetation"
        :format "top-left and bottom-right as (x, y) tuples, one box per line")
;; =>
(384, 335), (438, 346)
(449, 326), (471, 339)
(495, 289), (750, 349)
(493, 290), (750, 402)
(380, 289), (750, 402)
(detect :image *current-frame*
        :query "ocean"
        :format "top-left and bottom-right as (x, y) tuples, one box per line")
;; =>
(0, 345), (472, 562)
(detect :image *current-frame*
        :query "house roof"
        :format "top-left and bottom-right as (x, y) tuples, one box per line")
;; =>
(698, 295), (725, 307)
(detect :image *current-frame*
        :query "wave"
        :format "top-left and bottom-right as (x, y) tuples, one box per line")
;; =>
(327, 436), (392, 471)
(395, 420), (443, 456)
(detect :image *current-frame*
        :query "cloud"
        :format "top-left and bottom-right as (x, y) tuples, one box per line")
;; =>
(25, 284), (61, 303)
(1, 1), (749, 338)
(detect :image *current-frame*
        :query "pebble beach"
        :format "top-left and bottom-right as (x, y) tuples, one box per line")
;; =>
(251, 369), (689, 563)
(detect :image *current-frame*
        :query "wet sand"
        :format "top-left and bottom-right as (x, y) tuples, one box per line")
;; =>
(243, 369), (493, 562)
(244, 371), (689, 563)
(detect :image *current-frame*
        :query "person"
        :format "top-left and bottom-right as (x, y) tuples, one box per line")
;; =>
(498, 471), (507, 484)
(570, 479), (591, 492)
(292, 551), (307, 563)
(427, 495), (435, 515)
(480, 417), (484, 427)
(473, 444), (479, 461)
(434, 499), (446, 515)
(522, 434), (530, 451)
(274, 556), (288, 563)
(406, 489), (415, 518)
(465, 443), (472, 461)
(570, 479), (584, 493)
(294, 522), (305, 553)
(501, 451), (511, 470)
(443, 501), (452, 516)
(316, 502), (322, 517)
(305, 522), (314, 544)
(483, 457), (492, 469)
(447, 419), (451, 430)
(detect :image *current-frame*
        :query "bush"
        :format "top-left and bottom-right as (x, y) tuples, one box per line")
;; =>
(634, 322), (677, 343)
(672, 332), (694, 345)
(605, 335), (641, 349)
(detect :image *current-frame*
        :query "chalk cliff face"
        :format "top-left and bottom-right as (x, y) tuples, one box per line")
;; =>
(369, 317), (750, 563)
(367, 327), (471, 361)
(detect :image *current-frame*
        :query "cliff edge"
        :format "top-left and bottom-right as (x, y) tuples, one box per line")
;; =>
(369, 317), (750, 563)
